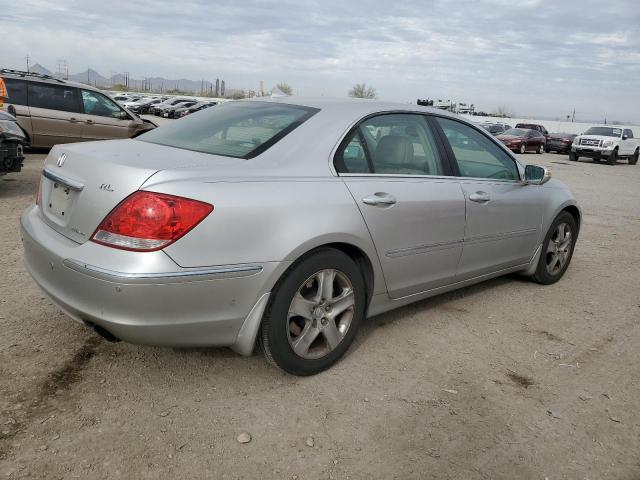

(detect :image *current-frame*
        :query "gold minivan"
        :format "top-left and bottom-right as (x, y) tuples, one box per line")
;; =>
(0, 69), (156, 148)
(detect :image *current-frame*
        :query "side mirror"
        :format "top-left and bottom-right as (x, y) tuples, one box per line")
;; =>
(524, 165), (551, 185)
(117, 111), (130, 120)
(622, 135), (628, 140)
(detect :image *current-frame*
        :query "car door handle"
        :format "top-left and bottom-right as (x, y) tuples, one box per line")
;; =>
(469, 191), (490, 203)
(69, 117), (80, 123)
(362, 193), (397, 206)
(85, 119), (95, 125)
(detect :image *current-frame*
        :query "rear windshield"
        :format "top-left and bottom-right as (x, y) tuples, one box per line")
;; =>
(503, 128), (528, 136)
(138, 101), (319, 159)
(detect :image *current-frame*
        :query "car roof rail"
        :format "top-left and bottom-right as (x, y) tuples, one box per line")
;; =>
(0, 68), (66, 83)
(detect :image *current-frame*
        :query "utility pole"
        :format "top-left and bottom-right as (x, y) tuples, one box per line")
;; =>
(572, 108), (575, 122)
(26, 55), (30, 72)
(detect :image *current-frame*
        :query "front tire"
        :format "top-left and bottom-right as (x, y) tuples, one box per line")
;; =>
(537, 144), (544, 154)
(259, 248), (366, 376)
(531, 212), (577, 285)
(630, 149), (639, 165)
(569, 152), (579, 161)
(519, 143), (526, 154)
(607, 149), (617, 165)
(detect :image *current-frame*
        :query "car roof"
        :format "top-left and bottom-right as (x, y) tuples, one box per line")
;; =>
(0, 69), (104, 93)
(245, 96), (462, 120)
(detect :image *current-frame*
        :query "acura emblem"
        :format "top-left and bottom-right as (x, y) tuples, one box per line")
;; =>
(57, 153), (66, 167)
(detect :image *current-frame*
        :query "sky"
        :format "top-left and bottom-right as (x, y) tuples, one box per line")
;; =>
(2, 0), (639, 122)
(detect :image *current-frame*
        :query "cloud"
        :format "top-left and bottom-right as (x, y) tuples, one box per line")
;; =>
(1, 0), (639, 121)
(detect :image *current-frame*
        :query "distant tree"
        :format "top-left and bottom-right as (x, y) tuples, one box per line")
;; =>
(110, 84), (128, 92)
(276, 82), (293, 95)
(492, 105), (514, 118)
(349, 83), (377, 99)
(229, 91), (247, 100)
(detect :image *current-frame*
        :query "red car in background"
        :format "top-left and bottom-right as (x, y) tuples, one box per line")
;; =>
(496, 128), (546, 154)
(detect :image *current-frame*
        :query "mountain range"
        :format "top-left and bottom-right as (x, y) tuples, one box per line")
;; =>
(26, 63), (221, 94)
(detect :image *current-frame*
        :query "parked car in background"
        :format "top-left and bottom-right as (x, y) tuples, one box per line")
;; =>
(152, 98), (194, 116)
(0, 69), (157, 148)
(21, 98), (581, 375)
(481, 123), (511, 135)
(131, 98), (164, 115)
(163, 101), (197, 118)
(497, 128), (545, 154)
(571, 126), (639, 165)
(174, 101), (216, 118)
(515, 122), (549, 141)
(0, 109), (27, 176)
(545, 133), (577, 153)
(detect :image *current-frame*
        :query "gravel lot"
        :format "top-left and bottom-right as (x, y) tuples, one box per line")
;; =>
(1, 147), (639, 479)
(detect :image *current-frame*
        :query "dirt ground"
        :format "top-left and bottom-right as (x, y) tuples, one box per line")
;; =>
(1, 148), (638, 480)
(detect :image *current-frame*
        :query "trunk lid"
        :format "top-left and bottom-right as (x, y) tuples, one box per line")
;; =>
(38, 139), (240, 244)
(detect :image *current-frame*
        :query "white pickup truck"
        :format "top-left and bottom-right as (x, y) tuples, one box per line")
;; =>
(571, 126), (639, 165)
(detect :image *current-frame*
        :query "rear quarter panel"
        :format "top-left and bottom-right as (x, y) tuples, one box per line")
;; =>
(148, 178), (387, 295)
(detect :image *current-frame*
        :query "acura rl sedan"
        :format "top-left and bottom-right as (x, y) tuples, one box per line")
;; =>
(21, 98), (580, 375)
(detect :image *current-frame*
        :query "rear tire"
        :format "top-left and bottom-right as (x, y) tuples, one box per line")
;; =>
(531, 212), (577, 285)
(630, 149), (639, 165)
(537, 144), (544, 154)
(259, 248), (366, 376)
(607, 149), (618, 165)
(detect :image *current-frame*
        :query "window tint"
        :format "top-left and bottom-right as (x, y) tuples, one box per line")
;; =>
(336, 114), (445, 175)
(138, 101), (318, 159)
(2, 78), (28, 105)
(436, 117), (520, 181)
(28, 83), (80, 113)
(82, 90), (125, 118)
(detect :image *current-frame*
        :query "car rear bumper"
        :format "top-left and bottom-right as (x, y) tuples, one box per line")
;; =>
(547, 141), (571, 152)
(20, 205), (281, 349)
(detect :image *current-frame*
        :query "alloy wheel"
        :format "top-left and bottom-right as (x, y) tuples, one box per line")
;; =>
(287, 269), (355, 359)
(545, 222), (572, 276)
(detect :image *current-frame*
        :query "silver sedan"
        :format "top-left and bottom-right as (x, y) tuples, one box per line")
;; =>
(21, 98), (580, 375)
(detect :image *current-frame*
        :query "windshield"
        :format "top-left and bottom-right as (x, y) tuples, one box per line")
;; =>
(502, 128), (528, 136)
(138, 101), (319, 159)
(584, 127), (622, 137)
(483, 125), (503, 133)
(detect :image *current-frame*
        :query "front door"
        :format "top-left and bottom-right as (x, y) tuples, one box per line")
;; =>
(335, 113), (466, 299)
(79, 90), (138, 141)
(434, 116), (544, 279)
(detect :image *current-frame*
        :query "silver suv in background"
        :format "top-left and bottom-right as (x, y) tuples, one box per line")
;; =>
(0, 69), (156, 148)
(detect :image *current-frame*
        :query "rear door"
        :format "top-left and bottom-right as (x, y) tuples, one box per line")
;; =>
(27, 82), (83, 147)
(336, 113), (466, 299)
(1, 77), (32, 137)
(434, 116), (544, 279)
(78, 89), (141, 140)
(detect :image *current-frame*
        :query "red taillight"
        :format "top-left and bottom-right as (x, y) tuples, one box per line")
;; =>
(91, 191), (213, 251)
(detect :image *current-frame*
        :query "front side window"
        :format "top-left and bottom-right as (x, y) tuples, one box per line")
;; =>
(336, 114), (445, 175)
(28, 82), (80, 113)
(138, 101), (318, 159)
(624, 129), (634, 139)
(436, 117), (520, 181)
(81, 90), (125, 118)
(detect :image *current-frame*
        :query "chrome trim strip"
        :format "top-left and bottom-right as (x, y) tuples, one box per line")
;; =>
(464, 228), (538, 245)
(386, 239), (463, 258)
(63, 258), (263, 282)
(43, 167), (85, 191)
(339, 173), (455, 180)
(385, 229), (537, 258)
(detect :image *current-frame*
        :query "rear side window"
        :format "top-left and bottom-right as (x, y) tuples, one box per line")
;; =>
(2, 78), (28, 105)
(336, 114), (446, 176)
(138, 101), (318, 159)
(28, 82), (80, 113)
(436, 117), (519, 181)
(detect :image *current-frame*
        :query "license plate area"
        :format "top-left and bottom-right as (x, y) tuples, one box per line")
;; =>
(46, 182), (75, 220)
